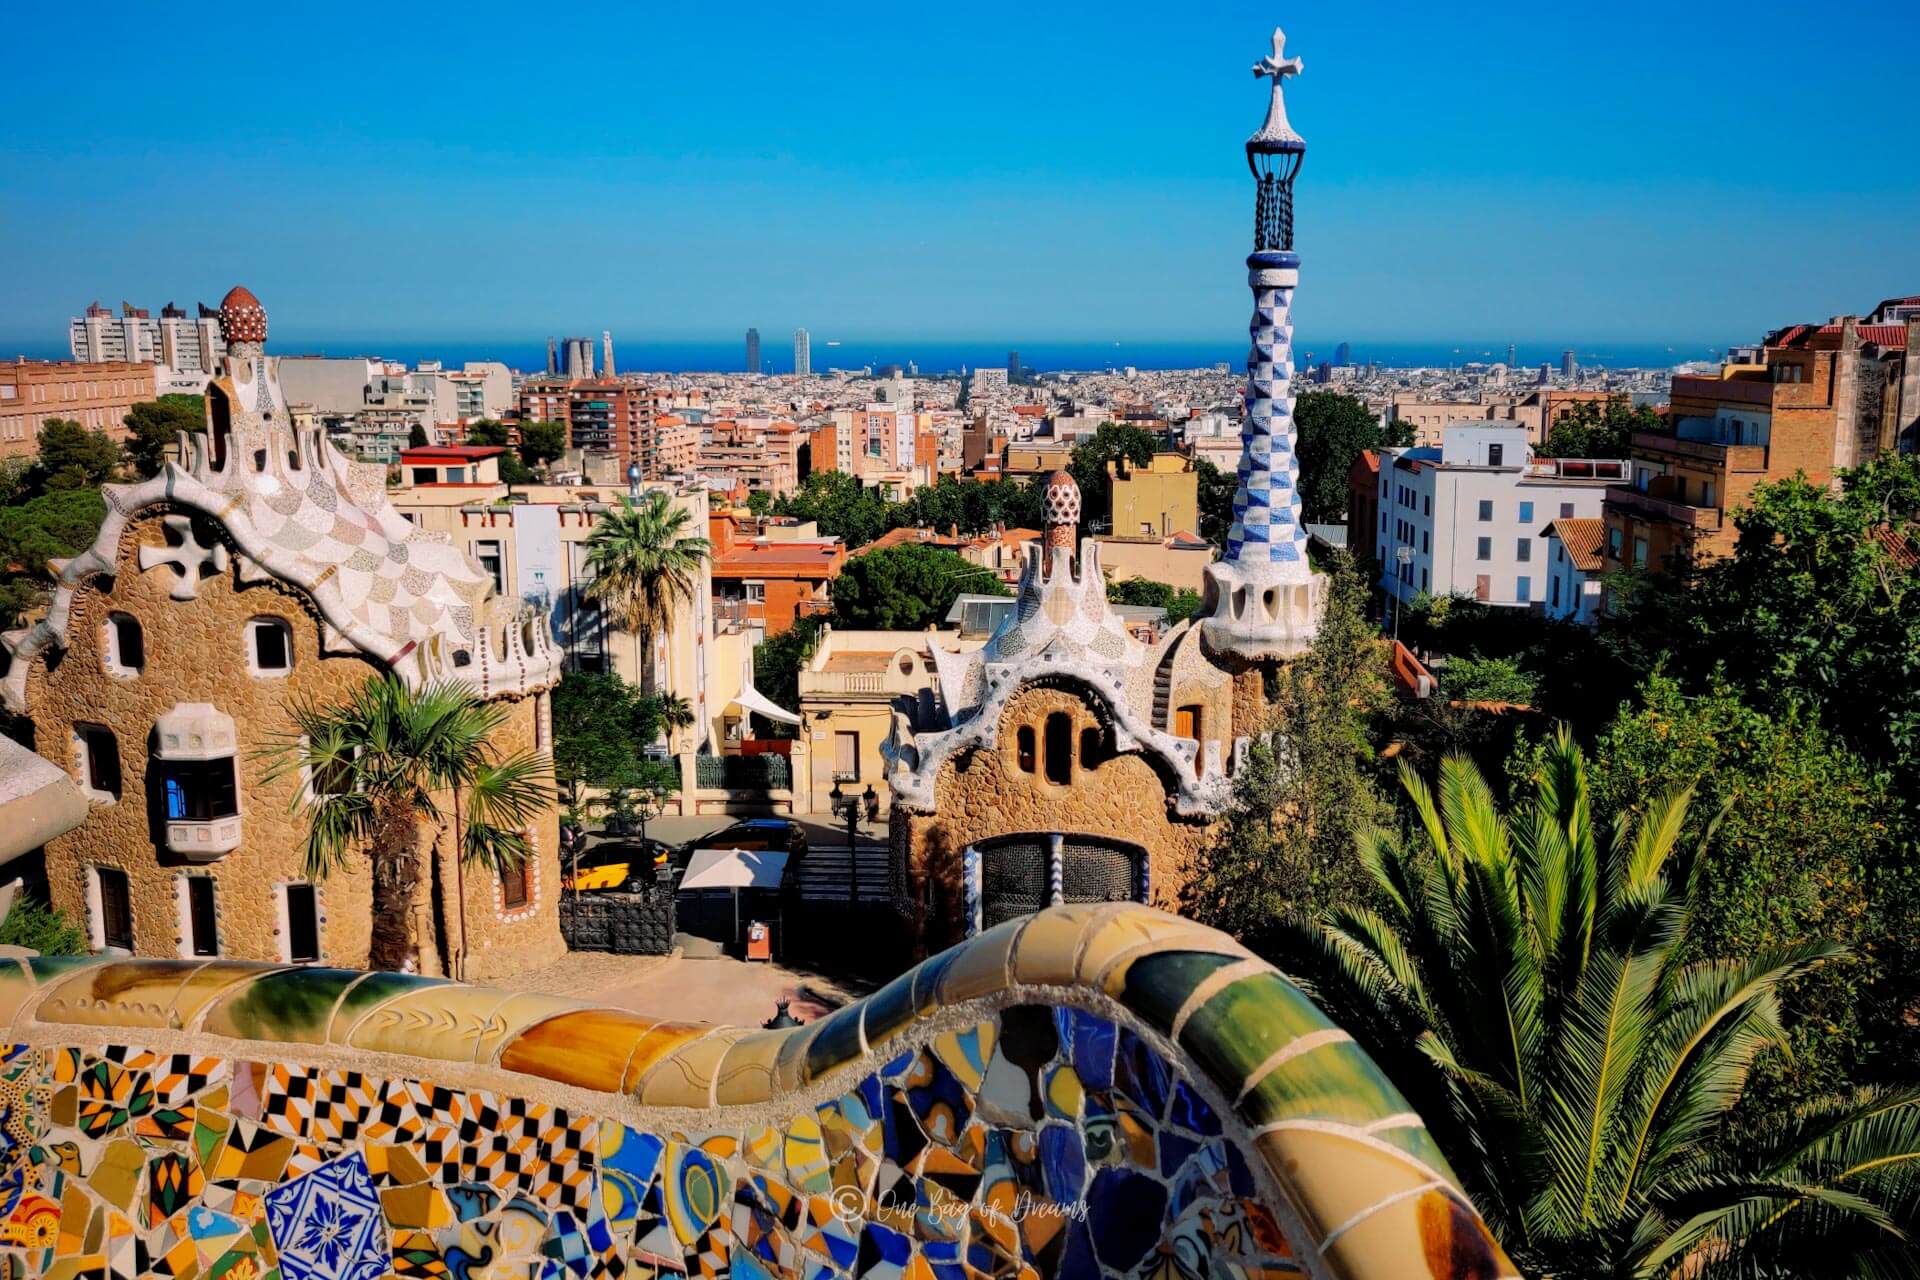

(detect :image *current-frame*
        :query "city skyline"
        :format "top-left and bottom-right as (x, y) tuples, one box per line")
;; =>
(2, 2), (1915, 349)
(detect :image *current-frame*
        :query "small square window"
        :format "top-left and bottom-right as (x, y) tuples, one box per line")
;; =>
(1517, 501), (1534, 524)
(105, 614), (144, 674)
(186, 877), (218, 957)
(248, 618), (292, 673)
(77, 724), (121, 801)
(1517, 576), (1532, 604)
(1477, 500), (1493, 522)
(283, 883), (321, 963)
(1476, 537), (1492, 561)
(501, 859), (532, 910)
(1560, 502), (1575, 518)
(1516, 539), (1532, 562)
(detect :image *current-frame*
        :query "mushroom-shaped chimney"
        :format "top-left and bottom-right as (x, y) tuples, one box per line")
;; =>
(1041, 469), (1080, 553)
(217, 285), (267, 346)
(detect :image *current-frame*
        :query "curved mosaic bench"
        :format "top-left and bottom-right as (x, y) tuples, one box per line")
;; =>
(0, 904), (1515, 1280)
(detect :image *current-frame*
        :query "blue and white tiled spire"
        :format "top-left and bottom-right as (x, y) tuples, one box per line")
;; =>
(1201, 27), (1326, 662)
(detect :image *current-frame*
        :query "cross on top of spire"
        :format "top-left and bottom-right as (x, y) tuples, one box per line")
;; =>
(1253, 27), (1302, 85)
(1247, 26), (1306, 160)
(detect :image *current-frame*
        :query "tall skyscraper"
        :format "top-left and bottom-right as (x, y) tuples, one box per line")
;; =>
(562, 337), (593, 378)
(1333, 341), (1351, 367)
(1562, 349), (1577, 380)
(1199, 27), (1323, 661)
(794, 328), (811, 377)
(1008, 350), (1023, 381)
(546, 337), (558, 375)
(1507, 342), (1517, 368)
(602, 331), (616, 378)
(746, 328), (761, 373)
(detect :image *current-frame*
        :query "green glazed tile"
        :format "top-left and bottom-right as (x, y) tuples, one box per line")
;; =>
(1175, 971), (1337, 1097)
(908, 946), (959, 1017)
(858, 969), (916, 1054)
(324, 972), (452, 1042)
(203, 969), (371, 1045)
(1118, 950), (1245, 1035)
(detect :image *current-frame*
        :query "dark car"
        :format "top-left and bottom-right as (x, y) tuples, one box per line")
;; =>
(678, 818), (808, 869)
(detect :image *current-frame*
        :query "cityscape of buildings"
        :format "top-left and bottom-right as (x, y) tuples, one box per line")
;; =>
(0, 19), (1915, 1280)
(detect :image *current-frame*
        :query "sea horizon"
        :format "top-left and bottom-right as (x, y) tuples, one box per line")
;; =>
(0, 334), (1736, 377)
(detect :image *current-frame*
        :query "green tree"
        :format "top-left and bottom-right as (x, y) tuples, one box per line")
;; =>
(266, 676), (551, 972)
(773, 470), (891, 548)
(1291, 391), (1394, 525)
(123, 395), (205, 477)
(1534, 395), (1660, 460)
(831, 543), (1007, 631)
(28, 419), (121, 494)
(752, 616), (822, 716)
(1442, 653), (1539, 705)
(895, 475), (1042, 535)
(1539, 673), (1912, 1110)
(462, 420), (534, 482)
(549, 671), (667, 816)
(1185, 555), (1390, 942)
(1066, 423), (1159, 530)
(1193, 457), (1236, 547)
(1281, 733), (1920, 1277)
(407, 423), (430, 449)
(746, 490), (774, 517)
(0, 897), (87, 955)
(0, 489), (108, 628)
(517, 420), (568, 469)
(1104, 576), (1202, 623)
(582, 491), (711, 692)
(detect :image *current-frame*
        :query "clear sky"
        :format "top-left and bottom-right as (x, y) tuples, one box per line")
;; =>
(3, 0), (1916, 349)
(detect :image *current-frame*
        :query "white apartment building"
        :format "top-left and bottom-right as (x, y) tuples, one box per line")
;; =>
(69, 303), (226, 393)
(1374, 424), (1627, 610)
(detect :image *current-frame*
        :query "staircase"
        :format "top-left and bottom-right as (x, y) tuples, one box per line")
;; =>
(1152, 655), (1176, 730)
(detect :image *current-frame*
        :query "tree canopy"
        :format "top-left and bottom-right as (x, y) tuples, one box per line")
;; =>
(549, 671), (671, 819)
(773, 470), (892, 548)
(1534, 395), (1660, 460)
(1291, 391), (1410, 525)
(893, 474), (1044, 535)
(1193, 457), (1237, 547)
(27, 419), (121, 495)
(830, 543), (1008, 631)
(1104, 576), (1202, 623)
(123, 395), (205, 477)
(1066, 423), (1160, 530)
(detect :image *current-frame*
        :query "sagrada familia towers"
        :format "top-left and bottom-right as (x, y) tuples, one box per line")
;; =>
(886, 30), (1326, 949)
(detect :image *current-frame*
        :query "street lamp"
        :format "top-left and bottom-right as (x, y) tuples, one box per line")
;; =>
(1392, 544), (1414, 649)
(828, 781), (881, 906)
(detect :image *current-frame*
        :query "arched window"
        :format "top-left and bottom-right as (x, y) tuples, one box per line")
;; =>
(105, 613), (144, 675)
(1015, 725), (1036, 774)
(1078, 724), (1106, 769)
(1043, 713), (1073, 785)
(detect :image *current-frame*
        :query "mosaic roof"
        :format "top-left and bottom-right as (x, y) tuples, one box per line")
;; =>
(0, 295), (559, 709)
(0, 902), (1516, 1279)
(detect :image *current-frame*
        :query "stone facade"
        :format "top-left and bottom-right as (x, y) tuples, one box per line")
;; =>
(19, 509), (564, 981)
(2, 286), (564, 981)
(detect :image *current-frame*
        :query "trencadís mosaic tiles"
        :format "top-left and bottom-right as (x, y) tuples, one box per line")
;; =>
(0, 904), (1516, 1279)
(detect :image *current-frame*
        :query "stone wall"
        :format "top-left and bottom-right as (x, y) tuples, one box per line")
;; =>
(22, 508), (562, 979)
(0, 903), (1516, 1280)
(899, 685), (1213, 951)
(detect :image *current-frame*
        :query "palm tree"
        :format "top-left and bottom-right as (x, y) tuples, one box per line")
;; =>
(1277, 729), (1920, 1277)
(265, 676), (551, 973)
(582, 491), (710, 695)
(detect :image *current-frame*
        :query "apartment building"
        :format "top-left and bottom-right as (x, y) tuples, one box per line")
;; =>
(1375, 424), (1626, 610)
(1603, 315), (1918, 576)
(0, 359), (156, 459)
(69, 301), (225, 393)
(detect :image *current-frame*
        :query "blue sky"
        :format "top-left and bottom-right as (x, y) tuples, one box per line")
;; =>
(3, 1), (1916, 348)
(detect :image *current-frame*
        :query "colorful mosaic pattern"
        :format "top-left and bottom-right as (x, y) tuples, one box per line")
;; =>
(1225, 256), (1308, 568)
(0, 905), (1516, 1279)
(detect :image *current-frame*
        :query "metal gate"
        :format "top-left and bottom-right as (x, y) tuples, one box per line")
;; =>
(963, 833), (1149, 936)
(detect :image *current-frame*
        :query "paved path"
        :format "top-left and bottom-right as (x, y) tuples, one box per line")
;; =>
(495, 948), (867, 1027)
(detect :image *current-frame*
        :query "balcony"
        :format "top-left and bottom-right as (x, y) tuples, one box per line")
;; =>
(1630, 431), (1766, 472)
(166, 815), (242, 859)
(1604, 486), (1723, 530)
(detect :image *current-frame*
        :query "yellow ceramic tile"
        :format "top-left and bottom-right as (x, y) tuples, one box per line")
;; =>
(770, 1019), (823, 1096)
(711, 1031), (785, 1107)
(0, 958), (40, 1032)
(498, 1009), (663, 1092)
(634, 1027), (748, 1108)
(31, 960), (280, 1032)
(1317, 1185), (1517, 1280)
(344, 985), (541, 1062)
(1009, 905), (1106, 987)
(618, 1022), (712, 1095)
(935, 917), (1024, 1007)
(1252, 1127), (1447, 1247)
(1086, 918), (1246, 998)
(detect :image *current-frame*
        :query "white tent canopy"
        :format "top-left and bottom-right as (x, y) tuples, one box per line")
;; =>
(729, 685), (802, 726)
(679, 846), (790, 892)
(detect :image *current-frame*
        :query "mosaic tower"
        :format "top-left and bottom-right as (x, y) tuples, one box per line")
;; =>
(1200, 27), (1326, 661)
